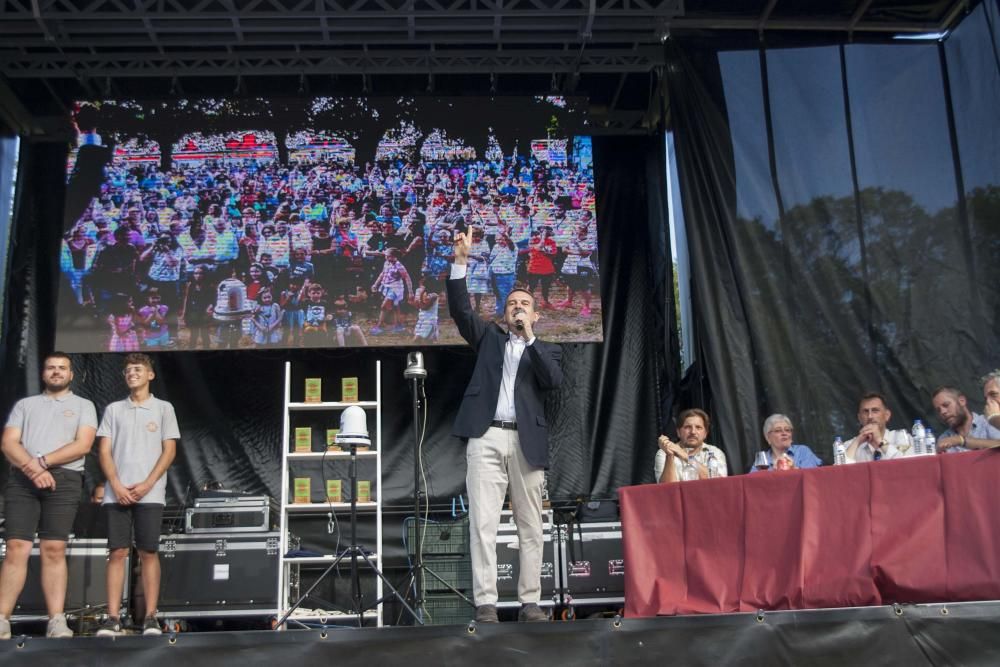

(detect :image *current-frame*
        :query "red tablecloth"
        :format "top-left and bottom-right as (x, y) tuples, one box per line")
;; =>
(619, 449), (1000, 617)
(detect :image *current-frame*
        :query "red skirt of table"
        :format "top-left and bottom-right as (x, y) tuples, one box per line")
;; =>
(618, 449), (1000, 617)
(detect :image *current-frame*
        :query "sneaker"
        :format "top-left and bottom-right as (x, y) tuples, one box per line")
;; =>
(580, 305), (591, 318)
(473, 604), (499, 624)
(142, 615), (162, 636)
(369, 326), (384, 335)
(95, 616), (122, 637)
(517, 603), (548, 623)
(0, 615), (10, 640)
(391, 324), (407, 333)
(46, 613), (74, 638)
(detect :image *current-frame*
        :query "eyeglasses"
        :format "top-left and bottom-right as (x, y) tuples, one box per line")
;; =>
(768, 428), (793, 435)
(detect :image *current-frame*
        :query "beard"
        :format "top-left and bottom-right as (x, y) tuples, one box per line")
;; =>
(948, 411), (969, 430)
(43, 377), (71, 392)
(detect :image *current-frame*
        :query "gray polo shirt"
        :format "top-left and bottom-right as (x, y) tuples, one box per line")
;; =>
(5, 392), (98, 472)
(97, 395), (180, 505)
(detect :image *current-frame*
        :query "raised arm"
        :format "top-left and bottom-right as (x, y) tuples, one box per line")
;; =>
(447, 231), (489, 347)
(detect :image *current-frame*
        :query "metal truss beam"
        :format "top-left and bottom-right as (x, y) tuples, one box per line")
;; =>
(0, 1), (968, 82)
(0, 46), (665, 78)
(1, 0), (684, 19)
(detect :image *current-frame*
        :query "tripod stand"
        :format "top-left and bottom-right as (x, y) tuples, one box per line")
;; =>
(276, 421), (420, 629)
(398, 366), (473, 624)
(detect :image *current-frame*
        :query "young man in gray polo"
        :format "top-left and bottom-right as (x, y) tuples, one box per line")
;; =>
(0, 352), (98, 640)
(95, 353), (178, 636)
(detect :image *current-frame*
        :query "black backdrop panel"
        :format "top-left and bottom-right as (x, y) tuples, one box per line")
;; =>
(667, 7), (1000, 474)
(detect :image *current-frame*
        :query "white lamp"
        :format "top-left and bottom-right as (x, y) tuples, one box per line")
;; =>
(336, 405), (370, 447)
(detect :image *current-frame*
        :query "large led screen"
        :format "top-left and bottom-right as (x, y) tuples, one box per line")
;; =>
(56, 97), (601, 351)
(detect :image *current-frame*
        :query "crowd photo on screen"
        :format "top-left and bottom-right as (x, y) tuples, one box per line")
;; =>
(56, 98), (602, 352)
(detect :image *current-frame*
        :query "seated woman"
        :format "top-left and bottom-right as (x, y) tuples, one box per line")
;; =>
(750, 413), (822, 472)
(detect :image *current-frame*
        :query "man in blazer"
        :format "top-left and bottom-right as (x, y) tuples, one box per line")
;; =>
(448, 231), (562, 624)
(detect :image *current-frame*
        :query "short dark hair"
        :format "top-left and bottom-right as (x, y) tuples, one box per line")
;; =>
(858, 392), (888, 410)
(678, 408), (710, 433)
(43, 351), (73, 371)
(505, 287), (535, 306)
(124, 353), (154, 371)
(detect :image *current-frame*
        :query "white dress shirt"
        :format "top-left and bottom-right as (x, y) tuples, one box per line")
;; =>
(451, 262), (534, 423)
(845, 428), (911, 462)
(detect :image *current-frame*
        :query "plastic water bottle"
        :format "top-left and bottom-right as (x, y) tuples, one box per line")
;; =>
(706, 452), (722, 478)
(833, 436), (847, 465)
(924, 429), (936, 455)
(682, 457), (699, 481)
(911, 420), (926, 456)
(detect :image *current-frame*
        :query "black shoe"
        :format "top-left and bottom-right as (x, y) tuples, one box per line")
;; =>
(95, 616), (122, 637)
(474, 604), (499, 623)
(142, 615), (162, 636)
(517, 603), (548, 623)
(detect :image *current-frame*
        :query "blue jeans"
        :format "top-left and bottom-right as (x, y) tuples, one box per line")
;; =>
(491, 272), (515, 316)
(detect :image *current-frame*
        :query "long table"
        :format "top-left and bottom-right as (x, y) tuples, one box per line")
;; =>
(618, 449), (1000, 617)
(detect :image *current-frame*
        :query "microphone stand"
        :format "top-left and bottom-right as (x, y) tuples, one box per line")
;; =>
(400, 356), (472, 624)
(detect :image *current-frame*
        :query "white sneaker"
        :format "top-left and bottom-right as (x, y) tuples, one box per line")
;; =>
(46, 613), (73, 638)
(95, 616), (122, 637)
(142, 615), (162, 636)
(0, 615), (10, 640)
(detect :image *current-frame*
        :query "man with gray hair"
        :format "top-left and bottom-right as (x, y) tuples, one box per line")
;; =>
(749, 413), (823, 472)
(983, 370), (1000, 431)
(933, 385), (1000, 453)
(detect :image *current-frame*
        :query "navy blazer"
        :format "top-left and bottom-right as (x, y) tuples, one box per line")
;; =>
(447, 277), (563, 469)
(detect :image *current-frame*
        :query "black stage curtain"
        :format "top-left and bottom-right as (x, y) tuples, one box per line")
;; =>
(667, 2), (1000, 474)
(0, 135), (677, 517)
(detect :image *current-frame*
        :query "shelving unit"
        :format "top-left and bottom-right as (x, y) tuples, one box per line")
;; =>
(277, 360), (383, 628)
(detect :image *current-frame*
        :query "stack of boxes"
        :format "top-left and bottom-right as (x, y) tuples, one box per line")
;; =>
(405, 516), (472, 625)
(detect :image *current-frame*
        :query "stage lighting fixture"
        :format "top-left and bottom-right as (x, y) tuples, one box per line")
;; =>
(336, 405), (370, 447)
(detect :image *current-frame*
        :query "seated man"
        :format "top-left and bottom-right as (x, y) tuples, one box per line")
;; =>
(844, 393), (911, 462)
(749, 413), (822, 472)
(655, 409), (727, 483)
(983, 371), (1000, 431)
(932, 385), (1000, 453)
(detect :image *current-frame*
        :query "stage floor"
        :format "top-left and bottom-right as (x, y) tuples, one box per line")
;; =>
(2, 601), (999, 666)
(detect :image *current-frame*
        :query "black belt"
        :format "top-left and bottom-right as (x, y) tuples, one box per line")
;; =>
(491, 420), (517, 430)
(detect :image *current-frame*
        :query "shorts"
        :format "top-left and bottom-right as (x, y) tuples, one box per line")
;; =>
(105, 503), (164, 552)
(4, 468), (84, 542)
(380, 283), (405, 306)
(143, 328), (171, 348)
(564, 271), (595, 291)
